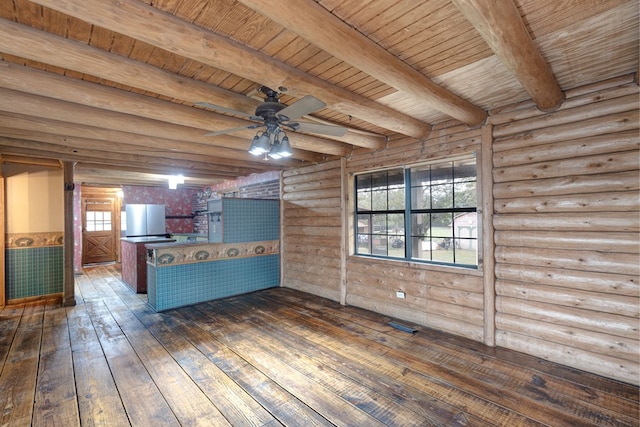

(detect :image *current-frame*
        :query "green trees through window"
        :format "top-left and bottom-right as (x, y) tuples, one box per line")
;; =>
(355, 156), (478, 268)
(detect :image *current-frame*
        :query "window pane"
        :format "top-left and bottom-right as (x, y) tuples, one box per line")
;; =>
(388, 187), (405, 210)
(431, 183), (453, 209)
(455, 181), (476, 208)
(104, 212), (111, 221)
(371, 190), (388, 210)
(410, 185), (428, 210)
(86, 211), (95, 221)
(411, 213), (430, 237)
(372, 214), (386, 234)
(357, 191), (371, 211)
(86, 222), (95, 232)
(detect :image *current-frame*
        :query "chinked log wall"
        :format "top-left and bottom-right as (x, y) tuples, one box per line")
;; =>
(489, 75), (639, 385)
(281, 75), (639, 385)
(282, 123), (486, 343)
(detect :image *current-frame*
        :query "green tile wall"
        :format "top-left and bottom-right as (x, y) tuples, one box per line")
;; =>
(5, 246), (64, 299)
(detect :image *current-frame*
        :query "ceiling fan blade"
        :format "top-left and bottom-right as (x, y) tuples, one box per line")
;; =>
(204, 124), (260, 136)
(195, 102), (260, 121)
(277, 95), (326, 121)
(291, 121), (348, 137)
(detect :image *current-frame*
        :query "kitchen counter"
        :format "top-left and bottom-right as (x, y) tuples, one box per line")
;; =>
(121, 237), (175, 293)
(146, 240), (280, 311)
(121, 236), (173, 244)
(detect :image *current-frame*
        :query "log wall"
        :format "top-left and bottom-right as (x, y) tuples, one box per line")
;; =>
(489, 75), (639, 385)
(281, 75), (639, 385)
(281, 160), (344, 302)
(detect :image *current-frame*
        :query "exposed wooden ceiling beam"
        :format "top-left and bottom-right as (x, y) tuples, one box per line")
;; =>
(0, 129), (269, 176)
(0, 21), (385, 150)
(0, 112), (304, 167)
(237, 0), (487, 127)
(74, 165), (224, 188)
(27, 0), (431, 138)
(451, 0), (565, 111)
(0, 88), (334, 162)
(0, 62), (345, 159)
(0, 137), (241, 178)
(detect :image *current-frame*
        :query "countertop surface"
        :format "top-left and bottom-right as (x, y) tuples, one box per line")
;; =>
(121, 236), (176, 244)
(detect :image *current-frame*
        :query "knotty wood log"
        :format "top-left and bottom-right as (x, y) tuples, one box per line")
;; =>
(493, 170), (639, 198)
(493, 130), (639, 168)
(494, 190), (639, 213)
(283, 168), (344, 186)
(495, 330), (638, 385)
(495, 264), (638, 297)
(240, 0), (486, 126)
(0, 112), (272, 164)
(0, 88), (327, 162)
(345, 293), (484, 342)
(493, 150), (639, 183)
(282, 215), (342, 227)
(492, 110), (639, 152)
(452, 0), (564, 111)
(496, 296), (638, 340)
(347, 257), (483, 293)
(283, 276), (342, 300)
(283, 188), (342, 201)
(0, 60), (352, 156)
(284, 252), (339, 269)
(346, 281), (484, 326)
(30, 0), (430, 138)
(493, 212), (639, 232)
(496, 312), (638, 361)
(493, 93), (637, 137)
(282, 197), (342, 209)
(283, 206), (342, 218)
(495, 230), (639, 254)
(282, 179), (341, 193)
(494, 246), (639, 276)
(489, 79), (638, 125)
(496, 280), (639, 318)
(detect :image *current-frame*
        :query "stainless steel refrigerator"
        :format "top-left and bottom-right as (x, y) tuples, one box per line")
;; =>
(125, 204), (166, 237)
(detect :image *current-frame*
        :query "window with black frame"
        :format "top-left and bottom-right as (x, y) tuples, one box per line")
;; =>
(355, 156), (478, 268)
(355, 168), (405, 258)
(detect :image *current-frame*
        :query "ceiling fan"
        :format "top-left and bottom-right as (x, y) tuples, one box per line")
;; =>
(196, 86), (347, 159)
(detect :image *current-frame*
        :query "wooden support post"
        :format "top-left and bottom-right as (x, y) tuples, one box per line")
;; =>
(340, 158), (348, 306)
(480, 124), (496, 346)
(0, 155), (4, 307)
(63, 161), (76, 307)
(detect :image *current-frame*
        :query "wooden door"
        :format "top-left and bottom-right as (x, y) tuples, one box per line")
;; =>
(82, 197), (117, 265)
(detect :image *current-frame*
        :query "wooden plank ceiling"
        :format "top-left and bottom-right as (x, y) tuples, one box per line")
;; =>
(0, 0), (637, 187)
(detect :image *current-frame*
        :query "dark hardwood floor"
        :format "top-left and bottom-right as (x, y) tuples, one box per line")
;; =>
(0, 265), (637, 426)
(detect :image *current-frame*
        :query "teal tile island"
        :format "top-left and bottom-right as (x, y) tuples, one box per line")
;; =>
(146, 198), (280, 311)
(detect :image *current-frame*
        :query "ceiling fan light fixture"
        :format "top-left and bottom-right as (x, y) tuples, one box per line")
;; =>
(248, 132), (270, 156)
(278, 135), (293, 157)
(268, 134), (282, 159)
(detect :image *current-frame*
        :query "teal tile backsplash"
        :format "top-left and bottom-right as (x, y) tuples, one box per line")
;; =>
(5, 246), (64, 299)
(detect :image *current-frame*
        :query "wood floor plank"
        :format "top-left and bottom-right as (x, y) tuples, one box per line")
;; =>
(32, 300), (80, 427)
(0, 303), (24, 375)
(67, 304), (130, 427)
(212, 294), (542, 427)
(84, 299), (182, 427)
(203, 304), (446, 426)
(0, 305), (43, 426)
(1, 264), (637, 426)
(223, 291), (600, 427)
(213, 296), (494, 427)
(175, 306), (335, 427)
(267, 288), (639, 425)
(104, 297), (233, 427)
